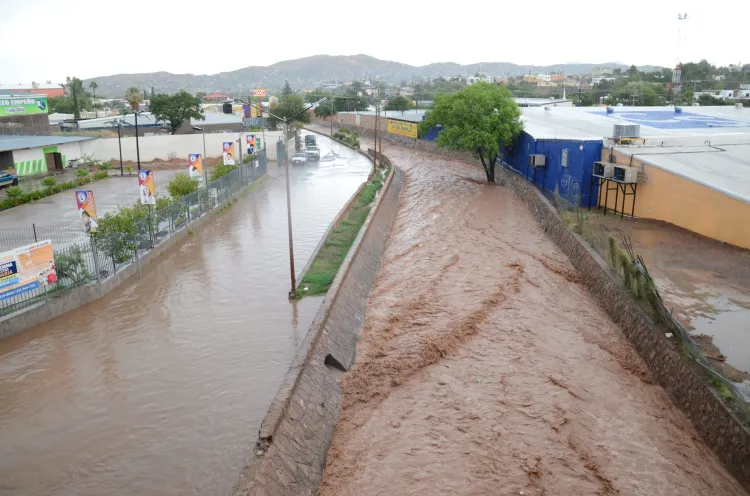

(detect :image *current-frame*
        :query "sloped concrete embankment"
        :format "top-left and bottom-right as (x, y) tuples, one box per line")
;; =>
(501, 165), (750, 491)
(232, 165), (404, 496)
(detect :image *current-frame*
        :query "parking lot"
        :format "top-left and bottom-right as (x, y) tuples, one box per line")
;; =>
(0, 169), (180, 230)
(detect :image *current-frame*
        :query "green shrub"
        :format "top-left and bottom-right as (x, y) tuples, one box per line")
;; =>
(55, 247), (91, 285)
(167, 173), (199, 199)
(0, 198), (15, 211)
(125, 166), (133, 175)
(209, 164), (238, 182)
(93, 171), (109, 180)
(5, 186), (24, 205)
(75, 169), (90, 185)
(99, 161), (112, 171)
(26, 190), (47, 202)
(93, 203), (153, 263)
(41, 177), (57, 194)
(60, 180), (77, 190)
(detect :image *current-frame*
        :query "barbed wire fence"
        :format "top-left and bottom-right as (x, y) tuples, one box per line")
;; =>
(0, 158), (267, 318)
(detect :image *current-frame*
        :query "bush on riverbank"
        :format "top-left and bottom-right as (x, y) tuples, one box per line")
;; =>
(333, 128), (360, 148)
(300, 168), (386, 296)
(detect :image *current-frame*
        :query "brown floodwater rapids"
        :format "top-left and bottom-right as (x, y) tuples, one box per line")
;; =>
(0, 133), (372, 496)
(318, 136), (748, 495)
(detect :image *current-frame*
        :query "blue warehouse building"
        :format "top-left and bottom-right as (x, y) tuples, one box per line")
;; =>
(501, 132), (603, 207)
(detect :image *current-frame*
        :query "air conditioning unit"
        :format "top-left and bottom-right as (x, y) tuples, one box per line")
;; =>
(593, 161), (614, 178)
(613, 124), (640, 139)
(613, 165), (638, 183)
(529, 154), (546, 167)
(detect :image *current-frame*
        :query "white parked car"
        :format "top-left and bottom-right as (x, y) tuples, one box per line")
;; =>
(291, 152), (308, 164)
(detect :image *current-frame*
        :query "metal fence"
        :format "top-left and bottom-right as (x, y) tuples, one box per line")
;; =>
(0, 159), (267, 318)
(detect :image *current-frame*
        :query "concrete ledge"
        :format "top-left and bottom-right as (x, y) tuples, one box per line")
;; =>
(232, 159), (403, 496)
(0, 173), (273, 340)
(501, 165), (750, 491)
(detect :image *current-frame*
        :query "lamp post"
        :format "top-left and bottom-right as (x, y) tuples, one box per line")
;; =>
(192, 126), (208, 184)
(114, 118), (124, 176)
(134, 111), (143, 171)
(244, 98), (326, 298)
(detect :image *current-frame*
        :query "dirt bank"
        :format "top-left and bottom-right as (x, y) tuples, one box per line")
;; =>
(318, 138), (747, 495)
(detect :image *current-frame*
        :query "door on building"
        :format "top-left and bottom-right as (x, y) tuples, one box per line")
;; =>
(0, 151), (13, 170)
(43, 146), (62, 171)
(45, 152), (63, 171)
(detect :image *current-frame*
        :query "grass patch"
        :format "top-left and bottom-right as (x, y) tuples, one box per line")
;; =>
(299, 169), (386, 296)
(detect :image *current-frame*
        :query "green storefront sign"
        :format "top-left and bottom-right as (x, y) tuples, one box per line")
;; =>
(0, 95), (48, 116)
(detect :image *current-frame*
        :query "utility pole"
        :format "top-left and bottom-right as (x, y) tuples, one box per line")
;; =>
(283, 116), (297, 298)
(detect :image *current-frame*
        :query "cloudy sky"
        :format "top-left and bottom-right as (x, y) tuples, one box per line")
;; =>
(0, 0), (742, 82)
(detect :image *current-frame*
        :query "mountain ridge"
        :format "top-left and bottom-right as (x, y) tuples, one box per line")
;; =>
(83, 54), (662, 97)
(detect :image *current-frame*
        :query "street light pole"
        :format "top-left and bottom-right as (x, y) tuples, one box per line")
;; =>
(192, 126), (209, 184)
(243, 98), (325, 299)
(283, 116), (297, 298)
(134, 112), (142, 171)
(117, 121), (123, 176)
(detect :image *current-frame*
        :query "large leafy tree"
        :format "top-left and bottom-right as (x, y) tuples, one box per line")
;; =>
(125, 87), (143, 111)
(282, 80), (293, 96)
(421, 82), (523, 183)
(150, 90), (205, 134)
(385, 95), (412, 112)
(267, 94), (311, 130)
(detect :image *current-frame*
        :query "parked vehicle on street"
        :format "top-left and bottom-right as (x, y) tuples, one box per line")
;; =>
(291, 152), (308, 164)
(305, 135), (317, 147)
(0, 171), (19, 188)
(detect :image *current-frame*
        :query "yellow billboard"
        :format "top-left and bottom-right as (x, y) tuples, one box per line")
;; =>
(387, 118), (418, 139)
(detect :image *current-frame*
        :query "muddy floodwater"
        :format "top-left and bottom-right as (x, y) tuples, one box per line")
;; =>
(317, 134), (747, 496)
(0, 134), (371, 496)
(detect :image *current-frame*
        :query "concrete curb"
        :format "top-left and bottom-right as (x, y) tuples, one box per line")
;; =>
(500, 164), (750, 491)
(0, 172), (274, 340)
(232, 157), (403, 496)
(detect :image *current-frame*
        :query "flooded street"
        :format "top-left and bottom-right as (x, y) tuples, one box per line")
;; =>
(0, 134), (371, 496)
(318, 137), (747, 495)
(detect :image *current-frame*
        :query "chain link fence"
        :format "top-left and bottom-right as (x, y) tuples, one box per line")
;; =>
(0, 159), (267, 318)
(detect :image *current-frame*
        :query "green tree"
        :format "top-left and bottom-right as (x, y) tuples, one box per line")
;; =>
(125, 87), (143, 111)
(196, 90), (206, 100)
(89, 81), (98, 100)
(282, 80), (293, 96)
(167, 173), (199, 198)
(421, 82), (523, 183)
(385, 95), (413, 112)
(65, 77), (87, 119)
(314, 103), (334, 117)
(267, 94), (311, 130)
(150, 90), (205, 134)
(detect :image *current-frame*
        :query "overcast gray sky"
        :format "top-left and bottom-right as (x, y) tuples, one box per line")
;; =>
(0, 0), (742, 83)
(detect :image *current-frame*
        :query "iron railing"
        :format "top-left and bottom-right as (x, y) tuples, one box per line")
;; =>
(0, 159), (267, 318)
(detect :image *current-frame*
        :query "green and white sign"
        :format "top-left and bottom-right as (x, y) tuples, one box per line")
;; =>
(0, 95), (48, 116)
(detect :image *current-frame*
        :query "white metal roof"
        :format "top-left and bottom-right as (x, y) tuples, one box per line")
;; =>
(521, 105), (750, 204)
(0, 135), (93, 153)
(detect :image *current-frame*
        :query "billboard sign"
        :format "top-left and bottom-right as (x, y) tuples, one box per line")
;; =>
(138, 170), (156, 204)
(0, 240), (56, 302)
(222, 142), (236, 165)
(246, 134), (257, 154)
(252, 89), (268, 97)
(268, 96), (279, 105)
(188, 154), (204, 181)
(0, 95), (48, 117)
(75, 190), (98, 233)
(387, 118), (418, 139)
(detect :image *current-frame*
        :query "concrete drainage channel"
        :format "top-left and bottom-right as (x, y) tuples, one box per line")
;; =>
(231, 146), (403, 496)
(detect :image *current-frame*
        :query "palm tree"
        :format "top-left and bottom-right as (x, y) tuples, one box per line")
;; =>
(89, 81), (99, 117)
(125, 87), (143, 111)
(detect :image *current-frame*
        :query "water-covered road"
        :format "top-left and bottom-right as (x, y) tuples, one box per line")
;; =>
(0, 133), (371, 496)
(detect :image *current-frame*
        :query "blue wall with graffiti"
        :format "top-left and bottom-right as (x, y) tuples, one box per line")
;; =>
(501, 132), (603, 207)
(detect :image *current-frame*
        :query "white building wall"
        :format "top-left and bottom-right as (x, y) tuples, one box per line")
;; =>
(83, 131), (287, 163)
(11, 141), (87, 176)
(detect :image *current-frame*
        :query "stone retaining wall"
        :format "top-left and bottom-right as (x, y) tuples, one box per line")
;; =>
(232, 163), (404, 496)
(501, 165), (750, 491)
